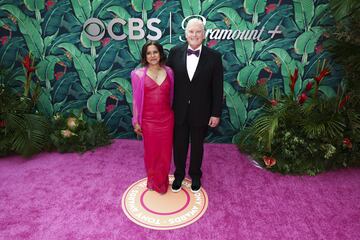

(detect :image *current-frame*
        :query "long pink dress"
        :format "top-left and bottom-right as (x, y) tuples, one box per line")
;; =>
(141, 73), (174, 194)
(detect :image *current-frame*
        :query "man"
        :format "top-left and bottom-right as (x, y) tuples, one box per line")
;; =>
(167, 18), (224, 193)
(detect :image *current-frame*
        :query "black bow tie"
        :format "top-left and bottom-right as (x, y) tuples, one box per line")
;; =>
(187, 49), (200, 57)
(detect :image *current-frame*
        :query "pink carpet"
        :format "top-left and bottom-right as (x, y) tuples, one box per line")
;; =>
(0, 139), (359, 240)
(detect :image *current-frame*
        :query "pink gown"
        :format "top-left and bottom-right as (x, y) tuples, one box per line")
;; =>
(141, 74), (174, 194)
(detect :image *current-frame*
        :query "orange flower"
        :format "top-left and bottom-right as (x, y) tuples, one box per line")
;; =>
(263, 156), (276, 168)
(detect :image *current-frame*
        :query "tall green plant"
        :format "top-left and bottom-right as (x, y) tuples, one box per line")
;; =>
(237, 66), (358, 175)
(327, 0), (360, 102)
(0, 67), (50, 157)
(327, 0), (360, 157)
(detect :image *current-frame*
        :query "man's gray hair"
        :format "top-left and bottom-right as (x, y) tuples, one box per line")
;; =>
(185, 18), (205, 35)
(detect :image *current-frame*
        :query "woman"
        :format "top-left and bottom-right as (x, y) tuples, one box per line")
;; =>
(131, 41), (174, 194)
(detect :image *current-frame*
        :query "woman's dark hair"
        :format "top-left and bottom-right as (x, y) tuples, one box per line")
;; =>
(140, 41), (167, 66)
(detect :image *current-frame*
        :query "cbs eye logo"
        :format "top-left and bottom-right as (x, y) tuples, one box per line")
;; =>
(83, 17), (162, 41)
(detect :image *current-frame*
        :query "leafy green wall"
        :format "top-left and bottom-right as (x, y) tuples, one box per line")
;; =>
(0, 0), (340, 143)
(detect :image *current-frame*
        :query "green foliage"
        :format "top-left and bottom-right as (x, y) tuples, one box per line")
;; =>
(234, 0), (359, 175)
(237, 95), (359, 175)
(237, 64), (360, 175)
(132, 0), (154, 12)
(0, 0), (342, 142)
(0, 87), (111, 157)
(326, 0), (360, 106)
(0, 74), (50, 157)
(0, 58), (111, 157)
(0, 4), (44, 59)
(50, 113), (112, 153)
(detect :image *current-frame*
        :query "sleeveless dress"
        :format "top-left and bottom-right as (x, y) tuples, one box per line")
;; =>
(141, 73), (174, 194)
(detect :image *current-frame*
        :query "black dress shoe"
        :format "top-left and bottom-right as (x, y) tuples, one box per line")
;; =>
(171, 178), (183, 192)
(191, 178), (201, 193)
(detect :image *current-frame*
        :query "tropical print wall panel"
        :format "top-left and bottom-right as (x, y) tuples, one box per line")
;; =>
(0, 0), (340, 143)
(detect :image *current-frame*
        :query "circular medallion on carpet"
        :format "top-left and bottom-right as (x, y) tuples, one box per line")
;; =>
(121, 175), (208, 230)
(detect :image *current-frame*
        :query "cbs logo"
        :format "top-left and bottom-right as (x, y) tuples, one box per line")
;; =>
(83, 18), (162, 41)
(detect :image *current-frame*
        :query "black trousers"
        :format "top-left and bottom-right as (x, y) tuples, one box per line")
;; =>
(173, 121), (208, 181)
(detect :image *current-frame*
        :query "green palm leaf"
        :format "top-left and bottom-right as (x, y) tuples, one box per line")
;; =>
(131, 0), (153, 12)
(223, 81), (247, 130)
(293, 0), (315, 31)
(57, 43), (97, 93)
(70, 0), (91, 23)
(0, 4), (44, 59)
(243, 0), (266, 24)
(180, 0), (201, 16)
(6, 113), (50, 157)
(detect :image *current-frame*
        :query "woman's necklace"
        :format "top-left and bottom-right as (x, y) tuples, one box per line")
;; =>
(148, 67), (162, 82)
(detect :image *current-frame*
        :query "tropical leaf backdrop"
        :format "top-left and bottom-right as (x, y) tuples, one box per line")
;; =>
(0, 0), (341, 143)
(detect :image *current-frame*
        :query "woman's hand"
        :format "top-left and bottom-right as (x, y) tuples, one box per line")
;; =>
(208, 117), (220, 128)
(134, 123), (142, 136)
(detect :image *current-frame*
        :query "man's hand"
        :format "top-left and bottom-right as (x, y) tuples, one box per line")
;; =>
(134, 123), (142, 136)
(208, 117), (220, 128)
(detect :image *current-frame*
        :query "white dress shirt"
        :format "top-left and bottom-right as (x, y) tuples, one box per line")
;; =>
(186, 45), (202, 81)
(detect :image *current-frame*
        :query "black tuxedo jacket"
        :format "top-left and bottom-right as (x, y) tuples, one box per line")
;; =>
(167, 44), (224, 126)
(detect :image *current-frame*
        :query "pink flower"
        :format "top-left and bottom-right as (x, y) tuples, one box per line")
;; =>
(46, 0), (56, 11)
(54, 71), (64, 81)
(0, 119), (6, 128)
(22, 54), (36, 78)
(314, 68), (330, 85)
(343, 138), (352, 149)
(298, 93), (308, 104)
(61, 129), (75, 138)
(263, 156), (276, 168)
(54, 61), (67, 80)
(0, 36), (8, 45)
(153, 0), (164, 11)
(270, 99), (277, 106)
(106, 104), (116, 112)
(339, 95), (350, 109)
(266, 4), (277, 14)
(66, 117), (78, 130)
(305, 82), (313, 91)
(315, 44), (323, 54)
(257, 78), (267, 85)
(290, 68), (299, 93)
(100, 37), (111, 47)
(207, 40), (217, 48)
(265, 0), (282, 14)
